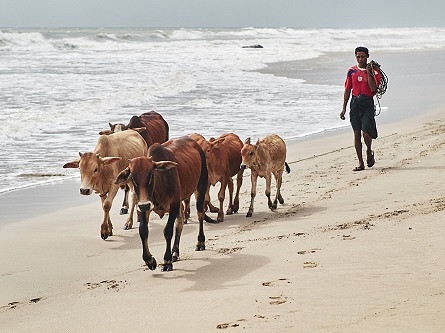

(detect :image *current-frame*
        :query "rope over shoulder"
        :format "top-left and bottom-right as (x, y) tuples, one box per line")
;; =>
(367, 60), (388, 115)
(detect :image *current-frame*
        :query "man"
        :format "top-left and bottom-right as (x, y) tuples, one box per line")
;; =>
(341, 46), (382, 171)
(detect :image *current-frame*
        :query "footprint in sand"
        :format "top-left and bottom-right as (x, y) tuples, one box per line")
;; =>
(342, 234), (356, 240)
(217, 247), (243, 255)
(1, 297), (44, 311)
(85, 279), (128, 291)
(216, 319), (246, 329)
(269, 296), (288, 305)
(303, 261), (318, 268)
(262, 278), (291, 287)
(297, 248), (320, 255)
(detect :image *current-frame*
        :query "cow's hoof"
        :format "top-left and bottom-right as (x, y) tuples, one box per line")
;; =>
(195, 244), (205, 251)
(226, 208), (233, 215)
(172, 254), (179, 262)
(279, 198), (284, 205)
(161, 263), (173, 272)
(145, 257), (157, 271)
(246, 211), (252, 217)
(101, 233), (110, 240)
(123, 222), (132, 230)
(120, 208), (128, 215)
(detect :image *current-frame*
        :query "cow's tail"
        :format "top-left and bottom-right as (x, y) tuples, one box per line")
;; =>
(285, 162), (291, 174)
(196, 148), (208, 214)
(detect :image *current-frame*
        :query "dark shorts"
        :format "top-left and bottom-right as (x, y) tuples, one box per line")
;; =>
(350, 94), (378, 139)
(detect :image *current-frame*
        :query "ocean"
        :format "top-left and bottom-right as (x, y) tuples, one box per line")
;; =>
(1, 27), (445, 194)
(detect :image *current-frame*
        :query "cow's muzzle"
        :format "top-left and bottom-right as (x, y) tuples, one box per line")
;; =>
(80, 188), (92, 195)
(240, 164), (247, 170)
(138, 202), (152, 212)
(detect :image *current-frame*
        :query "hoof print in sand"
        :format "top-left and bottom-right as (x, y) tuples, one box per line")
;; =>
(262, 278), (290, 287)
(303, 261), (318, 268)
(269, 295), (288, 305)
(297, 248), (320, 255)
(85, 279), (128, 291)
(2, 297), (44, 311)
(216, 319), (246, 329)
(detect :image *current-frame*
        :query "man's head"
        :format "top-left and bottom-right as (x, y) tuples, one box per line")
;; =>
(355, 46), (369, 68)
(355, 46), (369, 57)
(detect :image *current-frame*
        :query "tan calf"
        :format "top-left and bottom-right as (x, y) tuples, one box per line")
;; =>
(240, 134), (290, 217)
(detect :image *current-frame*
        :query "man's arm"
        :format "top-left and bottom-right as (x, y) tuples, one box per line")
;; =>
(340, 89), (351, 120)
(367, 68), (378, 93)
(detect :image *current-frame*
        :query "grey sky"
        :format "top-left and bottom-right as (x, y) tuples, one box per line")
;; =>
(1, 0), (444, 28)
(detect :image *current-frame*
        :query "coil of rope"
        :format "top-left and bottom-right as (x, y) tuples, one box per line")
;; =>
(367, 60), (388, 116)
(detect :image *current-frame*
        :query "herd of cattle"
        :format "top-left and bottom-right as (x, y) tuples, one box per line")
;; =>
(63, 111), (290, 272)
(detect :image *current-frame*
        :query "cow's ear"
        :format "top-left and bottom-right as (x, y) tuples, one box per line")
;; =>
(109, 122), (113, 129)
(154, 161), (178, 171)
(255, 139), (260, 147)
(63, 160), (80, 168)
(115, 167), (130, 184)
(99, 129), (112, 135)
(245, 137), (251, 144)
(211, 140), (221, 149)
(100, 157), (122, 165)
(132, 127), (146, 134)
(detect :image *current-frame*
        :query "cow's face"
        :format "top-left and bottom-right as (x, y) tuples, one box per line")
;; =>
(115, 157), (177, 212)
(110, 122), (127, 133)
(240, 138), (258, 169)
(63, 153), (121, 195)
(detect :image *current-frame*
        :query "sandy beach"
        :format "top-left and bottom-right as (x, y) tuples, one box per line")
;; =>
(1, 50), (445, 332)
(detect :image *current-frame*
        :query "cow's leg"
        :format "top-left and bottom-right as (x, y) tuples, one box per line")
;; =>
(265, 173), (274, 210)
(162, 203), (179, 271)
(247, 172), (258, 217)
(203, 184), (217, 223)
(274, 169), (285, 206)
(124, 188), (137, 230)
(100, 185), (119, 240)
(139, 211), (157, 270)
(216, 179), (227, 222)
(204, 183), (218, 214)
(183, 198), (190, 224)
(226, 177), (234, 215)
(120, 184), (130, 215)
(232, 169), (244, 214)
(172, 204), (184, 262)
(194, 190), (206, 251)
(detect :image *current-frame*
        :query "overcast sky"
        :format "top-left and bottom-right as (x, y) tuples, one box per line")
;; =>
(1, 0), (444, 28)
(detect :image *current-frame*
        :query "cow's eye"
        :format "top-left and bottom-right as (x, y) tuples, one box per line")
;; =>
(93, 167), (98, 173)
(249, 151), (254, 156)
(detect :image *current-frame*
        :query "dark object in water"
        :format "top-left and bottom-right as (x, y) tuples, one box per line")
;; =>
(242, 44), (263, 49)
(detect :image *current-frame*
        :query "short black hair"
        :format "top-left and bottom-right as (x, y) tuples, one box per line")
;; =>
(355, 46), (369, 57)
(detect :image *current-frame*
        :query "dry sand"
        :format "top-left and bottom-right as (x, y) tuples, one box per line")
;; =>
(1, 107), (445, 332)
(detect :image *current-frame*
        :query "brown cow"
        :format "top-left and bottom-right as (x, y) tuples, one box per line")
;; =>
(100, 111), (169, 215)
(115, 136), (207, 272)
(100, 111), (169, 147)
(240, 134), (290, 217)
(63, 130), (148, 239)
(187, 133), (244, 223)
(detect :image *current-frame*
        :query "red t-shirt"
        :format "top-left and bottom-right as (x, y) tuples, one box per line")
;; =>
(345, 65), (381, 97)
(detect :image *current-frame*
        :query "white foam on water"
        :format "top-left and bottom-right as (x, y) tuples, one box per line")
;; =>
(1, 27), (444, 193)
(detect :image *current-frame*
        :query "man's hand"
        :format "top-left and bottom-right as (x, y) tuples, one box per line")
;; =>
(340, 109), (346, 120)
